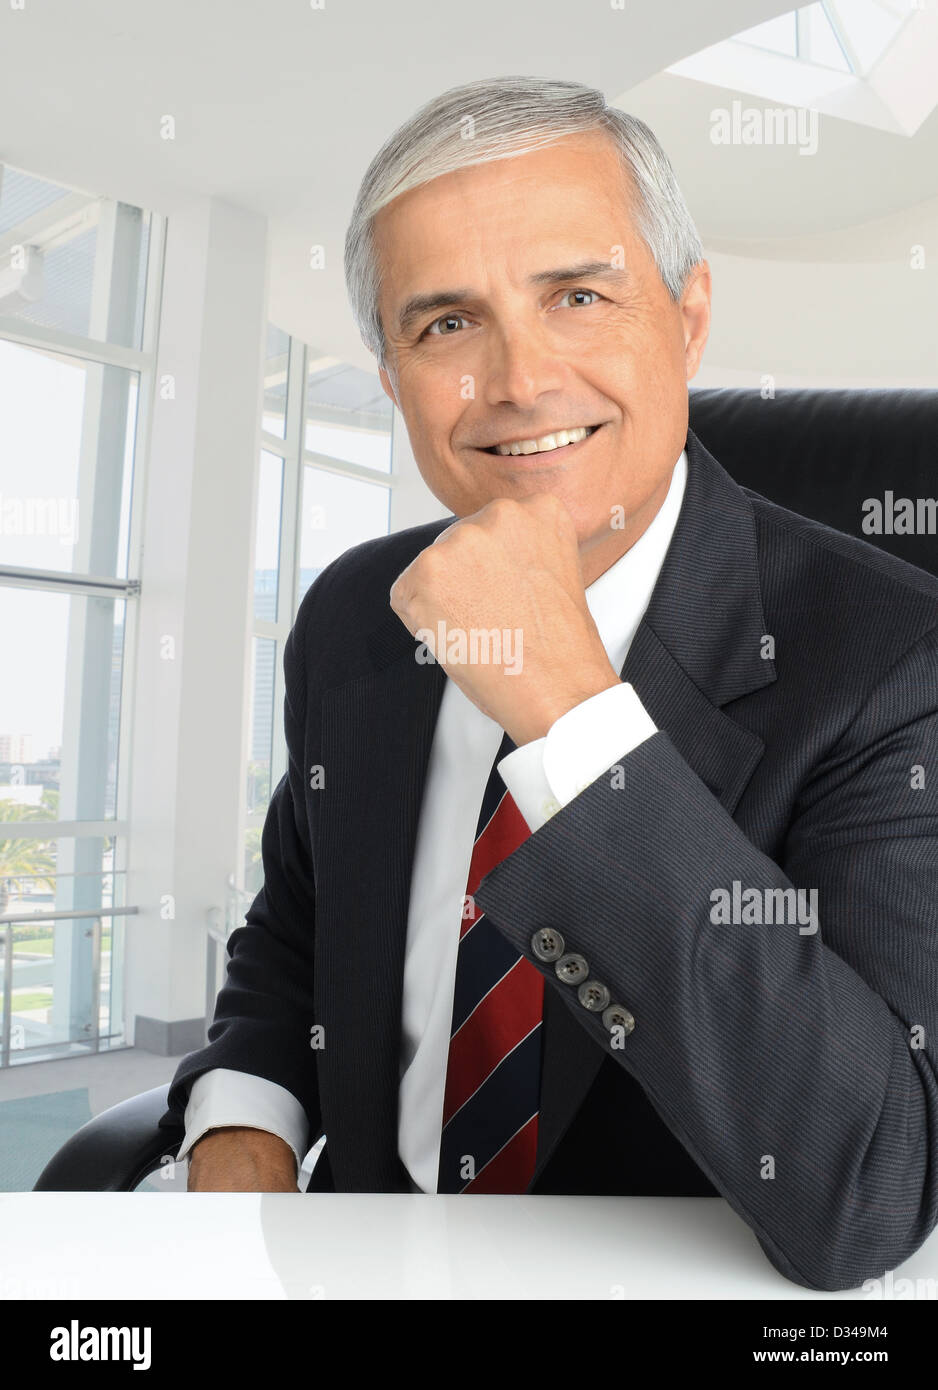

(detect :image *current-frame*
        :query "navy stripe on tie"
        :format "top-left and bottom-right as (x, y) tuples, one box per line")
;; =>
(437, 1024), (542, 1192)
(475, 731), (517, 834)
(450, 922), (523, 1034)
(450, 731), (522, 1032)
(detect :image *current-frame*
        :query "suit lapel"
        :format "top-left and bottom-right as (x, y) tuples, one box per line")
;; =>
(530, 429), (776, 1185)
(318, 427), (776, 1191)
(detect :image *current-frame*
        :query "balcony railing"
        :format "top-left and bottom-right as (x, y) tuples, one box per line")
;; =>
(0, 904), (138, 1068)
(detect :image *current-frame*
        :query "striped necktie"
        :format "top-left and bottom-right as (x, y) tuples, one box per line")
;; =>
(437, 730), (545, 1193)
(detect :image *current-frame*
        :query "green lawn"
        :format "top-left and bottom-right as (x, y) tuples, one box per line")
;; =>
(11, 990), (53, 1012)
(12, 933), (112, 956)
(14, 936), (54, 955)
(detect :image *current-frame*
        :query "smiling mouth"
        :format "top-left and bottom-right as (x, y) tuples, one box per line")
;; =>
(481, 423), (603, 457)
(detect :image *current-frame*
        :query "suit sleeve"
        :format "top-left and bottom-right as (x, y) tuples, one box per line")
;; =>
(498, 681), (658, 831)
(472, 622), (938, 1292)
(158, 597), (320, 1151)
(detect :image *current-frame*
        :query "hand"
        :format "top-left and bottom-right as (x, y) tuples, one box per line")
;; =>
(389, 492), (622, 746)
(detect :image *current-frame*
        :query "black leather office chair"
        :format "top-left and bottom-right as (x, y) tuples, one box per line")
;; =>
(32, 385), (938, 1191)
(33, 1083), (177, 1190)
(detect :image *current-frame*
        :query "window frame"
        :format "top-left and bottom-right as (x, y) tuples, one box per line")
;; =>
(241, 336), (397, 883)
(0, 187), (166, 1062)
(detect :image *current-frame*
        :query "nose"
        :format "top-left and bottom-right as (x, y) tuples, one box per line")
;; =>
(481, 316), (568, 411)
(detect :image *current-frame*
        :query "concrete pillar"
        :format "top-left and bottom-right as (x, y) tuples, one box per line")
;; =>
(125, 196), (268, 1054)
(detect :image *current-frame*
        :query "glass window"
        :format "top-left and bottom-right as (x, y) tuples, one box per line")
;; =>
(243, 824), (265, 898)
(0, 165), (151, 351)
(253, 451), (283, 623)
(298, 467), (390, 606)
(801, 3), (851, 71)
(0, 162), (156, 1067)
(0, 337), (138, 579)
(262, 323), (289, 439)
(305, 351), (393, 473)
(0, 838), (126, 1062)
(735, 1), (911, 76)
(246, 636), (276, 817)
(0, 589), (126, 822)
(736, 11), (798, 56)
(827, 0), (909, 75)
(241, 334), (393, 900)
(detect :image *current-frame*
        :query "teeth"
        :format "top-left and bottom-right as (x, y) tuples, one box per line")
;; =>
(493, 425), (594, 456)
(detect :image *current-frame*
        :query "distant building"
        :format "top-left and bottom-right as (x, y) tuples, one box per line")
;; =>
(0, 734), (33, 763)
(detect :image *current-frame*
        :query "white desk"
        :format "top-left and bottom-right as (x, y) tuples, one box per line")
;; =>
(3, 1193), (938, 1299)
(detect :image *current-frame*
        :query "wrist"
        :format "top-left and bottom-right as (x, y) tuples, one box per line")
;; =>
(510, 669), (622, 745)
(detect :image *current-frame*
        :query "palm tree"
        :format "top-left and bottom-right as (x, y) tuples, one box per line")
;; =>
(0, 799), (56, 917)
(244, 826), (264, 893)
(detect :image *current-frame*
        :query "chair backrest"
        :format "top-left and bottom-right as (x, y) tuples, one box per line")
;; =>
(688, 387), (938, 580)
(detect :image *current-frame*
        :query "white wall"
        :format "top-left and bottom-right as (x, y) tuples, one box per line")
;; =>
(698, 237), (938, 389)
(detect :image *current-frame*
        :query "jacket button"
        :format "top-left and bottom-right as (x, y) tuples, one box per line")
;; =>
(577, 979), (611, 1012)
(555, 952), (589, 985)
(602, 1003), (635, 1035)
(530, 928), (565, 962)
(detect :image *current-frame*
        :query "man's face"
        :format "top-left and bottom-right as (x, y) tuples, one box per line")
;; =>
(373, 128), (711, 581)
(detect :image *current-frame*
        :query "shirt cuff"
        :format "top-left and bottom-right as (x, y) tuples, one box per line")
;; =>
(497, 682), (657, 833)
(177, 1068), (312, 1181)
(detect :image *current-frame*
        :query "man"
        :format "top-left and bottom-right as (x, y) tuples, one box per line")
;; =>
(161, 76), (938, 1292)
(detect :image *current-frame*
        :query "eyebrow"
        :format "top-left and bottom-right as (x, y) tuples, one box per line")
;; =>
(395, 260), (630, 337)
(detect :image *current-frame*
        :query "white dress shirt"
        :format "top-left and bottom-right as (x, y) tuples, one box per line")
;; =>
(177, 449), (688, 1189)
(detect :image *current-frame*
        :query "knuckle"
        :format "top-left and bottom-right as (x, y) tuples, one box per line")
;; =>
(416, 543), (443, 574)
(487, 496), (519, 519)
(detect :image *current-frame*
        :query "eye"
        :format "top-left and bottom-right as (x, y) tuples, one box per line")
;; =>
(423, 313), (468, 338)
(556, 288), (601, 309)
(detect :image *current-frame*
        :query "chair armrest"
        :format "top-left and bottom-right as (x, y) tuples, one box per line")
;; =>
(32, 1083), (184, 1191)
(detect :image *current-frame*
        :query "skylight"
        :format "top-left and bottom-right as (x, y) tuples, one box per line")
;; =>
(736, 1), (910, 76)
(665, 0), (937, 137)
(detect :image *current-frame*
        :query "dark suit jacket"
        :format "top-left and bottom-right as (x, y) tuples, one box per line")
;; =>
(162, 425), (938, 1292)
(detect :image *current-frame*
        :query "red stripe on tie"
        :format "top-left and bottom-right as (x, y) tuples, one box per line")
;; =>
(460, 793), (532, 938)
(441, 960), (544, 1126)
(464, 1113), (540, 1194)
(439, 776), (543, 1194)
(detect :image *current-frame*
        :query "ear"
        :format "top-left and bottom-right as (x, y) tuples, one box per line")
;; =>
(378, 363), (400, 409)
(680, 261), (711, 382)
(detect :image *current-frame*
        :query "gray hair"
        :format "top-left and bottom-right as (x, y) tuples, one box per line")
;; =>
(344, 75), (704, 369)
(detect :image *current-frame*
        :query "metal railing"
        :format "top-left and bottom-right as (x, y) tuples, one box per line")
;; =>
(3, 878), (258, 1063)
(0, 904), (138, 1068)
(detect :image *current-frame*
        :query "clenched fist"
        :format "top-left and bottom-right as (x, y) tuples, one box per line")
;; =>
(389, 491), (621, 746)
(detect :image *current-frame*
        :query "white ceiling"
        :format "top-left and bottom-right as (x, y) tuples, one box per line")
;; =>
(617, 70), (938, 247)
(1, 0), (936, 369)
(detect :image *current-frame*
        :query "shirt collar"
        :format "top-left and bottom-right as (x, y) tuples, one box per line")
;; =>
(585, 448), (688, 675)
